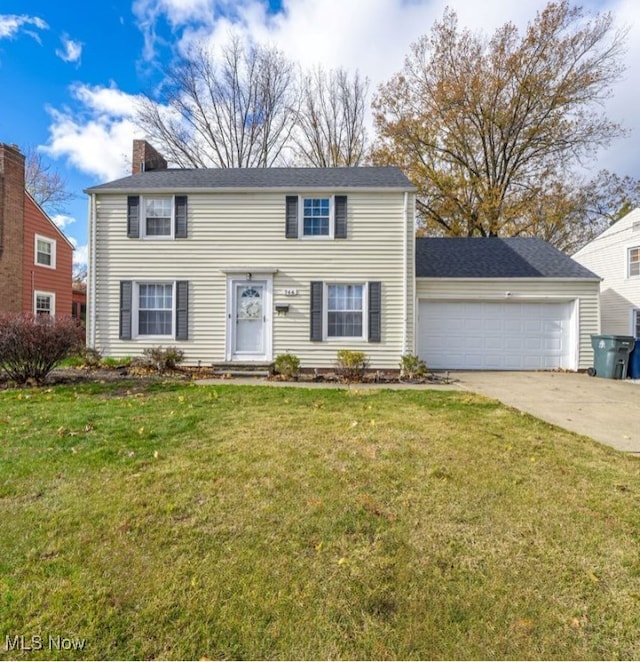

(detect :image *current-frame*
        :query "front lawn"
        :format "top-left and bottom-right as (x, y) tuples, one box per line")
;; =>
(1, 381), (639, 660)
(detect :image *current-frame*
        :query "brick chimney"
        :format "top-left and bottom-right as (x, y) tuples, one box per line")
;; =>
(0, 143), (25, 313)
(132, 139), (168, 175)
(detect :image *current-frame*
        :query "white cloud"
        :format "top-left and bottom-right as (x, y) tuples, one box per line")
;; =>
(72, 242), (88, 267)
(42, 84), (144, 181)
(133, 0), (216, 60)
(43, 0), (640, 186)
(51, 213), (76, 230)
(56, 34), (83, 63)
(0, 14), (48, 41)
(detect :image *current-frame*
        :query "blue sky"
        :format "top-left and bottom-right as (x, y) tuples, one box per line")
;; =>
(1, 0), (639, 269)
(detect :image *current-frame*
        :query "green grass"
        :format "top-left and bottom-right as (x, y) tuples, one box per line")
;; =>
(1, 381), (640, 660)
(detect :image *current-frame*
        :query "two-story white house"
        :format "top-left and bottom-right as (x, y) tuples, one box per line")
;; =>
(86, 142), (416, 370)
(86, 140), (601, 372)
(573, 208), (640, 339)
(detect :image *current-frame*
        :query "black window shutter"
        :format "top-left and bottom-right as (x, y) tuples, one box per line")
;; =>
(368, 281), (381, 342)
(334, 195), (348, 239)
(119, 281), (133, 340)
(127, 196), (140, 238)
(175, 281), (189, 340)
(285, 196), (299, 238)
(310, 281), (323, 341)
(175, 196), (188, 238)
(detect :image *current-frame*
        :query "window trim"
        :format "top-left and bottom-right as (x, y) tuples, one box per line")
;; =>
(323, 282), (368, 341)
(34, 290), (55, 317)
(628, 245), (640, 278)
(34, 234), (56, 269)
(133, 281), (175, 338)
(299, 195), (335, 239)
(141, 195), (175, 240)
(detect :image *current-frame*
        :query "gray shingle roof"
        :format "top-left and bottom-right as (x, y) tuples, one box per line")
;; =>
(85, 166), (415, 192)
(416, 237), (600, 279)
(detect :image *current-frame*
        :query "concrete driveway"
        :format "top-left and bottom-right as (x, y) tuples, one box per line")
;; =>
(455, 371), (640, 454)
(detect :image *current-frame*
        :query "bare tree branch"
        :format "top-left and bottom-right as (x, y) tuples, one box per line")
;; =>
(136, 36), (299, 168)
(293, 66), (369, 166)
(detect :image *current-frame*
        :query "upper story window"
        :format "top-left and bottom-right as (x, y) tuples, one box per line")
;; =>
(127, 195), (188, 240)
(144, 197), (173, 237)
(285, 195), (347, 240)
(35, 235), (56, 268)
(303, 198), (331, 236)
(629, 247), (640, 277)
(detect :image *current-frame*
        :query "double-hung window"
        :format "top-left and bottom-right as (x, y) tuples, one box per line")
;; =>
(285, 195), (347, 239)
(137, 283), (173, 336)
(303, 198), (331, 236)
(34, 291), (55, 316)
(35, 235), (56, 268)
(327, 284), (365, 338)
(144, 198), (173, 237)
(628, 247), (640, 277)
(119, 280), (188, 341)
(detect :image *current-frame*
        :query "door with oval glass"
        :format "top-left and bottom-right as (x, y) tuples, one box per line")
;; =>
(231, 279), (269, 359)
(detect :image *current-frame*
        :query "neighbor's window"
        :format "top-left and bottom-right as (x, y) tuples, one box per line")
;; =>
(35, 235), (56, 268)
(138, 283), (173, 335)
(327, 284), (364, 338)
(629, 247), (640, 277)
(303, 198), (330, 236)
(144, 198), (172, 237)
(34, 292), (54, 316)
(634, 310), (640, 337)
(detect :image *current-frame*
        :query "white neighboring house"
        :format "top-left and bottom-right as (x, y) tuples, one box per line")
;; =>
(573, 208), (640, 339)
(86, 141), (416, 369)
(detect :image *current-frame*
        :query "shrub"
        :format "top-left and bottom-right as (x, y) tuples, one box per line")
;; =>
(336, 349), (369, 382)
(141, 346), (185, 373)
(274, 353), (301, 380)
(101, 355), (133, 369)
(399, 353), (427, 380)
(0, 313), (84, 384)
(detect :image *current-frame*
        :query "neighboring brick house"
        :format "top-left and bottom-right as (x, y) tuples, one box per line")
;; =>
(0, 142), (74, 317)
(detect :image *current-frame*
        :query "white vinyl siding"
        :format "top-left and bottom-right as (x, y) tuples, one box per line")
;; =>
(416, 278), (600, 371)
(573, 208), (640, 336)
(90, 190), (414, 368)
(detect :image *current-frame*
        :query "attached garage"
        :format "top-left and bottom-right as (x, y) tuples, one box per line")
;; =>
(415, 238), (601, 371)
(418, 300), (575, 370)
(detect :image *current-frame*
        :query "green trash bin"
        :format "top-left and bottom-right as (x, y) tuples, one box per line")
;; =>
(589, 335), (636, 379)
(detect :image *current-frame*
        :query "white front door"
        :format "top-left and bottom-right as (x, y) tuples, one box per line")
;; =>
(228, 277), (272, 361)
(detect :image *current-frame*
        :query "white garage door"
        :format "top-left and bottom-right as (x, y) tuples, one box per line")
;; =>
(418, 301), (574, 370)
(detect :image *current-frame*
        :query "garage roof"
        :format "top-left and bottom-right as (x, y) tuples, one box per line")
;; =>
(416, 237), (600, 279)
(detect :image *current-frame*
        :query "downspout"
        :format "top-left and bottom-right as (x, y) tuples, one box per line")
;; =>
(402, 191), (409, 354)
(88, 193), (97, 348)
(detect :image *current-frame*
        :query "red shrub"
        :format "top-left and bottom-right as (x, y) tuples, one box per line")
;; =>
(0, 313), (84, 384)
